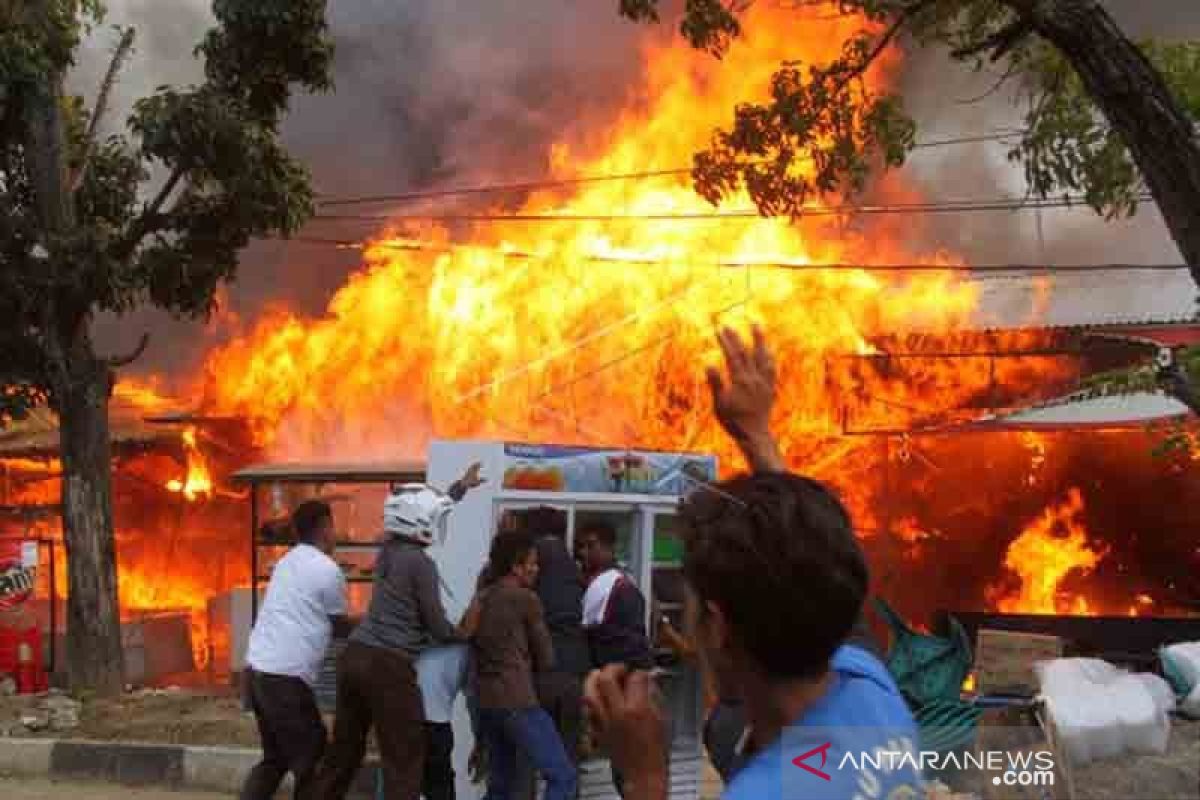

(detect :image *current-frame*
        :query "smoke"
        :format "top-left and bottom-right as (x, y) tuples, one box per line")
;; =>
(80, 1), (649, 381)
(895, 1), (1200, 269)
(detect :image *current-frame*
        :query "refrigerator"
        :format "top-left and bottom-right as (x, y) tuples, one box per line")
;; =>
(425, 439), (718, 800)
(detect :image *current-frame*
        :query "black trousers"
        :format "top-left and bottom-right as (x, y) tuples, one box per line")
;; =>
(313, 641), (426, 800)
(423, 721), (455, 800)
(240, 669), (326, 800)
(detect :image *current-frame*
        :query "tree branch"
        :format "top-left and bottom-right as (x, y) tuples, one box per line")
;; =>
(102, 332), (150, 368)
(70, 27), (136, 193)
(112, 166), (185, 259)
(955, 59), (1021, 105)
(951, 16), (1035, 62)
(836, 10), (916, 91)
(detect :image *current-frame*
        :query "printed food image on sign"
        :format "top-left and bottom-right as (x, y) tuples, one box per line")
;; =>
(503, 466), (566, 491)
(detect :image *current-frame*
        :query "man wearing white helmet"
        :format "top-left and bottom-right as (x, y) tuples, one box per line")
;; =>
(315, 464), (485, 800)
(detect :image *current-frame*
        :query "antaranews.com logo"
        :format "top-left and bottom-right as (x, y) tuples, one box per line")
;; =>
(836, 748), (1056, 788)
(785, 729), (1055, 797)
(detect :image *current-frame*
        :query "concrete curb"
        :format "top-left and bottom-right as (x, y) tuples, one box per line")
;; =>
(0, 738), (381, 796)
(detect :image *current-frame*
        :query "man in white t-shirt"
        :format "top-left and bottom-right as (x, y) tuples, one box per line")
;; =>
(241, 500), (353, 800)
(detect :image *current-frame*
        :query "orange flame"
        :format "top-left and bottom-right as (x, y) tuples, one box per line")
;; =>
(165, 428), (214, 502)
(991, 488), (1106, 615)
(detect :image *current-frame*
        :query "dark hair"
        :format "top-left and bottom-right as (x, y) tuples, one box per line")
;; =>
(489, 529), (537, 578)
(293, 500), (333, 545)
(580, 520), (617, 548)
(679, 472), (868, 681)
(525, 506), (568, 540)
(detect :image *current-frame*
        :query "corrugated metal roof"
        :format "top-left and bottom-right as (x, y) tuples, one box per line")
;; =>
(967, 269), (1198, 331)
(972, 390), (1190, 430)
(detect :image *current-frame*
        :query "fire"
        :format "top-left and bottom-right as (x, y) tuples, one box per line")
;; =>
(1, 388), (238, 673)
(194, 1), (1066, 542)
(990, 488), (1106, 615)
(165, 428), (214, 501)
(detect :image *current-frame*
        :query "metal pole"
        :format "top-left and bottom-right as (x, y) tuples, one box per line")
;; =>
(250, 483), (259, 624)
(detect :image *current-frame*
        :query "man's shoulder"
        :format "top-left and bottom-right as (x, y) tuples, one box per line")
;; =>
(277, 544), (336, 576)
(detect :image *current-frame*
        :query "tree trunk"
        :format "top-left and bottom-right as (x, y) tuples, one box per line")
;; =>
(23, 1), (124, 696)
(1008, 0), (1200, 287)
(52, 340), (125, 696)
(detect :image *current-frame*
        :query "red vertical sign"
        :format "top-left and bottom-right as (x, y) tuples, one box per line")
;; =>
(0, 541), (44, 693)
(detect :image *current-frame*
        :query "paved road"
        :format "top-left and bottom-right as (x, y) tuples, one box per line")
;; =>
(0, 778), (224, 799)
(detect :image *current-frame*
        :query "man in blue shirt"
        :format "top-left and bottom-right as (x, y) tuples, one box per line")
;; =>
(584, 326), (922, 800)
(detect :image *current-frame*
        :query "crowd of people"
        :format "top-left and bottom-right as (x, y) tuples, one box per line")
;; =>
(240, 326), (923, 800)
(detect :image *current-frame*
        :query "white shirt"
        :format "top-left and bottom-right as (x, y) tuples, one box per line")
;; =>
(416, 643), (469, 722)
(582, 568), (625, 627)
(247, 544), (347, 687)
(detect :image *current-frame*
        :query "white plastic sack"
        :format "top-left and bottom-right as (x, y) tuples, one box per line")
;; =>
(1111, 674), (1170, 756)
(1036, 658), (1124, 697)
(1130, 672), (1176, 716)
(1036, 658), (1171, 766)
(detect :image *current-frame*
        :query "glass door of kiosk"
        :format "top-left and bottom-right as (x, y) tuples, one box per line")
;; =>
(645, 506), (703, 747)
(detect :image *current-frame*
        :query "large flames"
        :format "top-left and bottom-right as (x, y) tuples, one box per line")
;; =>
(195, 3), (1051, 532)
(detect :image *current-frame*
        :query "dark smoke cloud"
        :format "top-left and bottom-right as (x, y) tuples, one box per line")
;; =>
(80, 1), (649, 382)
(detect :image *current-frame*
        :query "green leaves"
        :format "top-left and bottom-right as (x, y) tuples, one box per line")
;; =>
(199, 0), (333, 123)
(0, 0), (332, 412)
(619, 1), (1198, 237)
(1009, 40), (1200, 220)
(618, 0), (740, 57)
(123, 83), (315, 318)
(688, 25), (918, 214)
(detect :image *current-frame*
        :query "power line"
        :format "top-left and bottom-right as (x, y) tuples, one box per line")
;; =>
(314, 130), (1025, 208)
(310, 191), (1156, 224)
(285, 237), (1187, 276)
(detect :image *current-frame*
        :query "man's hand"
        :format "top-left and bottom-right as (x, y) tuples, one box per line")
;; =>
(708, 325), (786, 473)
(460, 461), (487, 489)
(585, 665), (669, 800)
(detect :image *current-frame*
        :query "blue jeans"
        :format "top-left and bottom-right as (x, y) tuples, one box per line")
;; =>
(479, 707), (577, 800)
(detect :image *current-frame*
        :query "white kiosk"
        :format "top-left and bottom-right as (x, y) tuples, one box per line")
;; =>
(426, 440), (717, 800)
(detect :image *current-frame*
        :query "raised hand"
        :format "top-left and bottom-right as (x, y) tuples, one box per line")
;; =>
(707, 325), (786, 472)
(460, 461), (487, 489)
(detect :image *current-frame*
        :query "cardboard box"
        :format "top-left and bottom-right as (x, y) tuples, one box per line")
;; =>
(974, 629), (1063, 695)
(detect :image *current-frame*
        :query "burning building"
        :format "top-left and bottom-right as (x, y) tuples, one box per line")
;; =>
(0, 383), (257, 682)
(1, 2), (1197, 684)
